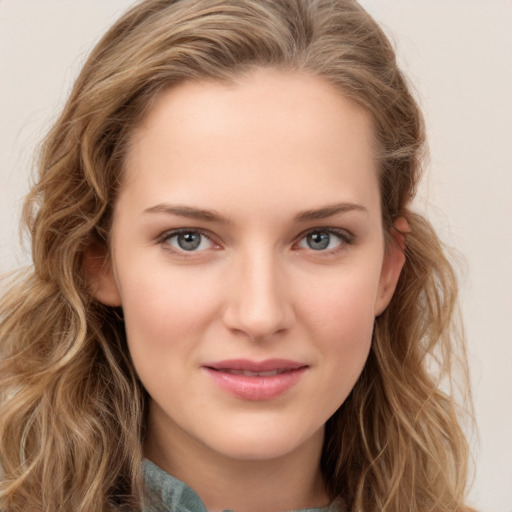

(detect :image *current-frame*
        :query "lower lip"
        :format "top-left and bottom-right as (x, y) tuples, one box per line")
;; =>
(203, 367), (307, 401)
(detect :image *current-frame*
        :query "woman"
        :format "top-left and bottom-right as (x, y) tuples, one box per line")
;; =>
(0, 1), (475, 511)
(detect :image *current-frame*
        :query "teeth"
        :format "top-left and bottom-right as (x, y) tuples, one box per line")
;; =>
(221, 369), (285, 376)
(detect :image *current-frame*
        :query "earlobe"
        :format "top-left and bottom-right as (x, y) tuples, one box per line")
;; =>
(83, 242), (122, 307)
(374, 217), (408, 316)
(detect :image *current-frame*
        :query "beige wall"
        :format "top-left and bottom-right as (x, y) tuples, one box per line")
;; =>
(1, 1), (511, 510)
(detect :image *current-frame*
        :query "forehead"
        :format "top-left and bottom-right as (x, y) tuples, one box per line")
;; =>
(120, 69), (379, 218)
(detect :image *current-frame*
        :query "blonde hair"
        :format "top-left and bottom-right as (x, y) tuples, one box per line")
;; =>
(0, 0), (474, 510)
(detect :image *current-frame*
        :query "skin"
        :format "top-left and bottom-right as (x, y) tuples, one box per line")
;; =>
(89, 68), (405, 512)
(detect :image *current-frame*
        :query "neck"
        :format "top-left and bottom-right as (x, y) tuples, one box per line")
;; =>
(144, 418), (329, 512)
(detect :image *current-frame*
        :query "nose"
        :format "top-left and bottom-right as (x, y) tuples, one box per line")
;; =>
(222, 249), (295, 341)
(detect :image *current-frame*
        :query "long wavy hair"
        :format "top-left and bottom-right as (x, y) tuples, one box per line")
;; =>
(0, 0), (474, 510)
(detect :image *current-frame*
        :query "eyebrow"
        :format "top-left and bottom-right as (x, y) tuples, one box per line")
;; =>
(143, 204), (230, 223)
(293, 202), (367, 222)
(143, 201), (367, 223)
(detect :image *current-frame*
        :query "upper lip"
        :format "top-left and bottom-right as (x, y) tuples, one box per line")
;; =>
(203, 359), (307, 372)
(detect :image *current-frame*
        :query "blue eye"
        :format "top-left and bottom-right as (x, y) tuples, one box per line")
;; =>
(305, 231), (331, 250)
(297, 229), (350, 251)
(163, 230), (214, 252)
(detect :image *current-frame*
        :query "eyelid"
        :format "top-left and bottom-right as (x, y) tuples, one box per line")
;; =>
(293, 226), (355, 252)
(157, 228), (222, 255)
(156, 226), (354, 257)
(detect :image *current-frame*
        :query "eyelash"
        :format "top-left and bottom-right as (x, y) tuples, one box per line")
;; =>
(158, 228), (219, 257)
(157, 227), (355, 257)
(294, 227), (355, 254)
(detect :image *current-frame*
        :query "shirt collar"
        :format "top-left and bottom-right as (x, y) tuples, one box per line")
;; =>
(142, 459), (340, 512)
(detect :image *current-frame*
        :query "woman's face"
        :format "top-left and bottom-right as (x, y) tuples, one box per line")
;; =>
(93, 69), (404, 468)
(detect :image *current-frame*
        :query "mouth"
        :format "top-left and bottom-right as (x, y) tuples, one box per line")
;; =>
(202, 359), (308, 400)
(211, 368), (292, 377)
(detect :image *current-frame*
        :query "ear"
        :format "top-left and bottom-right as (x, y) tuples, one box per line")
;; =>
(374, 217), (408, 316)
(83, 241), (122, 307)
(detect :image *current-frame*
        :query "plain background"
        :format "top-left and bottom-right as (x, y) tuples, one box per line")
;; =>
(1, 1), (511, 510)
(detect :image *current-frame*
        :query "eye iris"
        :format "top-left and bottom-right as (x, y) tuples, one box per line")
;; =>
(307, 232), (330, 250)
(177, 232), (201, 251)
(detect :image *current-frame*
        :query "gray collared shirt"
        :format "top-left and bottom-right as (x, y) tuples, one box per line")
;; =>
(142, 459), (343, 512)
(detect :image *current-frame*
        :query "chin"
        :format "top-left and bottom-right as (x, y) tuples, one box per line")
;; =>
(198, 420), (325, 462)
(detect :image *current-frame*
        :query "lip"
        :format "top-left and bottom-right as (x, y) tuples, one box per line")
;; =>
(202, 359), (308, 401)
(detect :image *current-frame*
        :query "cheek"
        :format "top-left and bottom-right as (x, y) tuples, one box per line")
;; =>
(116, 265), (222, 365)
(297, 267), (379, 398)
(300, 263), (380, 339)
(317, 287), (374, 370)
(117, 268), (226, 413)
